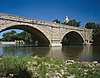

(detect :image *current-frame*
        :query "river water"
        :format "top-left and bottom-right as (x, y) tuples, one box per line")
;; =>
(0, 44), (100, 62)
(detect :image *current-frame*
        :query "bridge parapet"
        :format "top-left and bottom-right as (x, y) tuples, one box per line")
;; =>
(0, 13), (57, 26)
(0, 13), (85, 31)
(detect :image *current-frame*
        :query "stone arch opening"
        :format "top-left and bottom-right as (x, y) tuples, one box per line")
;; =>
(62, 31), (84, 46)
(0, 25), (50, 47)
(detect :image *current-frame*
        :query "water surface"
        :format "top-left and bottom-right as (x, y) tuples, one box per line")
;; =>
(0, 44), (100, 62)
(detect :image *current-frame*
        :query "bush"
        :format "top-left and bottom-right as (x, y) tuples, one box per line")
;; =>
(0, 56), (31, 78)
(0, 56), (100, 78)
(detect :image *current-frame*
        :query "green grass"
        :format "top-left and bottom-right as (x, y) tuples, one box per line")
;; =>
(0, 56), (100, 78)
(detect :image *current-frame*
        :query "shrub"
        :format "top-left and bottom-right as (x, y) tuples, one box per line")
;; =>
(0, 56), (31, 78)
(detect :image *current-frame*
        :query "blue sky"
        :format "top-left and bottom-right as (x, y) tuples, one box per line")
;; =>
(0, 0), (100, 38)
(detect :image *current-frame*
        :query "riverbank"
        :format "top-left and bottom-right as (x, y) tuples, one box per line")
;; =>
(0, 56), (100, 78)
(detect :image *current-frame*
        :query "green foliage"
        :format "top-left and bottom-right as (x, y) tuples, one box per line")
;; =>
(16, 31), (33, 43)
(53, 19), (61, 23)
(84, 22), (100, 45)
(85, 22), (96, 29)
(0, 56), (30, 78)
(64, 19), (80, 27)
(0, 56), (100, 78)
(2, 30), (17, 41)
(93, 27), (100, 35)
(67, 62), (100, 78)
(92, 27), (100, 45)
(2, 30), (33, 43)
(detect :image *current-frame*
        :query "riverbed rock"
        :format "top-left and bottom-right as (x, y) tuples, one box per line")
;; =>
(32, 61), (38, 66)
(96, 63), (100, 66)
(92, 61), (98, 64)
(92, 61), (98, 66)
(81, 62), (90, 67)
(66, 60), (75, 63)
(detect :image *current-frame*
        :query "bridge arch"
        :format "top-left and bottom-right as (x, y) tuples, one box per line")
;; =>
(62, 31), (84, 45)
(0, 24), (50, 46)
(0, 13), (93, 47)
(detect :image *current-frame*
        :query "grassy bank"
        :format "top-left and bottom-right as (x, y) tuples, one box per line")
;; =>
(0, 56), (100, 78)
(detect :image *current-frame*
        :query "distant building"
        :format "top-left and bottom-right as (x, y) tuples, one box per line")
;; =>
(64, 16), (69, 23)
(15, 40), (25, 44)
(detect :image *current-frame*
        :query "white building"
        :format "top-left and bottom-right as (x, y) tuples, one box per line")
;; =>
(64, 16), (69, 23)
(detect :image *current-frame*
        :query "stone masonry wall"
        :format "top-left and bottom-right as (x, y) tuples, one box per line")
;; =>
(0, 13), (93, 46)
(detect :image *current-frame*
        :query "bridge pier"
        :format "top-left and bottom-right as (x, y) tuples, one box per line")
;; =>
(83, 40), (92, 45)
(50, 40), (62, 47)
(50, 43), (62, 47)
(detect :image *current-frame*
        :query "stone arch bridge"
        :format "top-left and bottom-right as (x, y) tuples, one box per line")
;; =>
(0, 13), (93, 47)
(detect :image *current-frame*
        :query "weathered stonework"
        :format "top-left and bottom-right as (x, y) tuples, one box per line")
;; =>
(0, 13), (93, 46)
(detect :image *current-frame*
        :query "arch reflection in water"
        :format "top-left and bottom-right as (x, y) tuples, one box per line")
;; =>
(1, 44), (50, 56)
(0, 44), (100, 62)
(0, 45), (3, 56)
(47, 47), (66, 60)
(62, 45), (83, 60)
(92, 46), (100, 62)
(62, 45), (94, 62)
(79, 45), (93, 62)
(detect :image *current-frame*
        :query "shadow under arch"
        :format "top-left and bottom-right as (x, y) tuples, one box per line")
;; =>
(62, 31), (84, 46)
(0, 25), (50, 47)
(62, 45), (83, 60)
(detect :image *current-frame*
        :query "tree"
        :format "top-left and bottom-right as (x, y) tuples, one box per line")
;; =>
(92, 27), (100, 45)
(95, 23), (100, 28)
(2, 30), (33, 43)
(11, 30), (17, 35)
(53, 19), (60, 23)
(85, 22), (96, 29)
(90, 23), (100, 45)
(2, 30), (17, 41)
(64, 19), (80, 27)
(15, 31), (33, 43)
